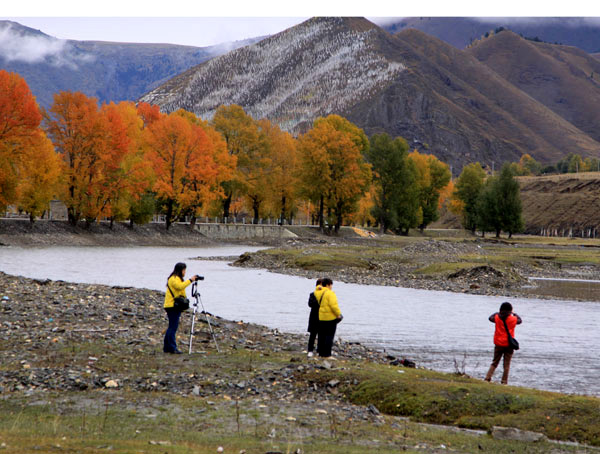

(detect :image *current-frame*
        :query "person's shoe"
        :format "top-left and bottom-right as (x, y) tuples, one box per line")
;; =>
(307, 351), (314, 358)
(171, 349), (183, 354)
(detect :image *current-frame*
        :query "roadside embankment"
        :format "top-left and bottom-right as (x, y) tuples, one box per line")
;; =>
(1, 272), (599, 453)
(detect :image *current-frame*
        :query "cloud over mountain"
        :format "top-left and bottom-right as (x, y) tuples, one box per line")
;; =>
(0, 22), (91, 68)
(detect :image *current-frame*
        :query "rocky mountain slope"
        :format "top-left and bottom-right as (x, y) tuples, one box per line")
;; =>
(141, 17), (406, 132)
(384, 17), (600, 53)
(0, 20), (260, 107)
(141, 17), (600, 169)
(467, 30), (600, 143)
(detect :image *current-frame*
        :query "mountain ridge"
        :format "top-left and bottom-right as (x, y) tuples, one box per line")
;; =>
(0, 20), (263, 107)
(141, 17), (600, 169)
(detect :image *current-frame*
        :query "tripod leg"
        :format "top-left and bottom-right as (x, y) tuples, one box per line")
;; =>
(188, 307), (197, 354)
(199, 294), (220, 353)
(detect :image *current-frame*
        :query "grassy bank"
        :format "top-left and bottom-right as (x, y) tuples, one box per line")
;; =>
(303, 361), (600, 447)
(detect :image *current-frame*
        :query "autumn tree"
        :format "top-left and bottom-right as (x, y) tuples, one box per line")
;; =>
(257, 119), (299, 224)
(144, 110), (233, 229)
(211, 105), (261, 220)
(100, 101), (155, 228)
(0, 70), (43, 211)
(365, 133), (419, 233)
(298, 117), (371, 233)
(407, 150), (451, 232)
(452, 162), (486, 233)
(44, 91), (109, 225)
(16, 131), (62, 222)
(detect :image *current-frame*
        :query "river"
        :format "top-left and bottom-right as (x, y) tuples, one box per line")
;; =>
(0, 245), (598, 397)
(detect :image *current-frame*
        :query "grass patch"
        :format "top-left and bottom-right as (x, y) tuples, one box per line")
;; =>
(304, 362), (600, 446)
(414, 262), (483, 275)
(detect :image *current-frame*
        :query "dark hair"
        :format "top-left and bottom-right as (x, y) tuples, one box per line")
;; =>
(321, 278), (333, 287)
(168, 262), (187, 282)
(500, 302), (513, 312)
(316, 278), (323, 286)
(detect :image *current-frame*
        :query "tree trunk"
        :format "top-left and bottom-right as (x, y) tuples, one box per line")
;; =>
(222, 192), (232, 219)
(252, 198), (260, 224)
(166, 200), (173, 230)
(190, 216), (197, 228)
(29, 214), (35, 224)
(318, 196), (324, 231)
(495, 229), (501, 238)
(109, 217), (114, 230)
(280, 195), (286, 225)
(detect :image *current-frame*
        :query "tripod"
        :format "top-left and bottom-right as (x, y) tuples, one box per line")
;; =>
(188, 281), (220, 354)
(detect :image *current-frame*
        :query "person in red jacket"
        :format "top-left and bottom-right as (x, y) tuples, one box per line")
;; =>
(485, 302), (522, 384)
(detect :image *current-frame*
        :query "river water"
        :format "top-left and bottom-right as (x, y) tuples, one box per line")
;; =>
(0, 245), (598, 397)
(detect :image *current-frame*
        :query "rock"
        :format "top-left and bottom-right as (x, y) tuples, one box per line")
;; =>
(491, 426), (547, 442)
(105, 380), (119, 388)
(367, 404), (380, 415)
(327, 379), (340, 388)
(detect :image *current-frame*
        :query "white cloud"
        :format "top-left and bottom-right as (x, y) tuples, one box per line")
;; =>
(0, 23), (92, 67)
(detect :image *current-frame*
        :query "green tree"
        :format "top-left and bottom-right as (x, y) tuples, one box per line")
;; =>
(477, 164), (524, 238)
(496, 164), (524, 238)
(408, 150), (451, 232)
(452, 163), (486, 233)
(365, 133), (419, 233)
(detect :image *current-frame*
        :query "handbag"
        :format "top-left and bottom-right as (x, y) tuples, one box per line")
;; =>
(502, 317), (519, 350)
(167, 283), (189, 311)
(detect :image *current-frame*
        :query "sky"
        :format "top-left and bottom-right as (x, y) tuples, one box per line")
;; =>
(2, 0), (600, 48)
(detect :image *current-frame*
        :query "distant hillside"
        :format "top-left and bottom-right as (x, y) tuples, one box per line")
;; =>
(384, 17), (600, 53)
(467, 30), (600, 143)
(518, 173), (600, 236)
(0, 20), (262, 107)
(141, 17), (600, 169)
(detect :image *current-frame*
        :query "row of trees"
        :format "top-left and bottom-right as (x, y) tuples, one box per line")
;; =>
(508, 152), (600, 176)
(1, 70), (459, 233)
(2, 69), (526, 236)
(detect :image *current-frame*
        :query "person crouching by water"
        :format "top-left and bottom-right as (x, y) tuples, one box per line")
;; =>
(317, 278), (343, 358)
(485, 302), (522, 384)
(163, 262), (200, 354)
(306, 278), (323, 358)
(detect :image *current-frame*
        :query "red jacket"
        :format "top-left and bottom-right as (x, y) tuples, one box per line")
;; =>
(489, 312), (522, 347)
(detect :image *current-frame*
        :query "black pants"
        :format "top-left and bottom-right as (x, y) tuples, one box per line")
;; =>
(163, 307), (182, 353)
(307, 331), (318, 352)
(317, 320), (338, 357)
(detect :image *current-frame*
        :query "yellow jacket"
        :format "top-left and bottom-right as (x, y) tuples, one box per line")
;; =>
(318, 288), (341, 321)
(164, 275), (192, 309)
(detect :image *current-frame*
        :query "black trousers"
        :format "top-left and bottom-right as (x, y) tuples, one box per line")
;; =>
(307, 331), (318, 352)
(317, 320), (338, 357)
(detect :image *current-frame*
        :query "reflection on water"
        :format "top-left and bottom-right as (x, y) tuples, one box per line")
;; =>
(1, 246), (599, 397)
(525, 277), (600, 301)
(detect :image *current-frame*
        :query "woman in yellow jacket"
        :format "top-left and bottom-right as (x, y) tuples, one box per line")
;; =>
(317, 278), (343, 357)
(163, 262), (200, 354)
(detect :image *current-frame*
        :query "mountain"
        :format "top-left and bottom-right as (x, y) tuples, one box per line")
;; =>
(466, 30), (600, 143)
(141, 17), (406, 132)
(383, 17), (600, 53)
(0, 20), (262, 107)
(140, 17), (600, 169)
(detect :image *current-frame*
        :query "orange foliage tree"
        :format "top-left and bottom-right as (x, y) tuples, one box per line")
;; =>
(256, 119), (299, 223)
(0, 70), (44, 211)
(144, 109), (234, 229)
(100, 101), (154, 227)
(298, 116), (371, 232)
(16, 131), (62, 222)
(211, 105), (261, 220)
